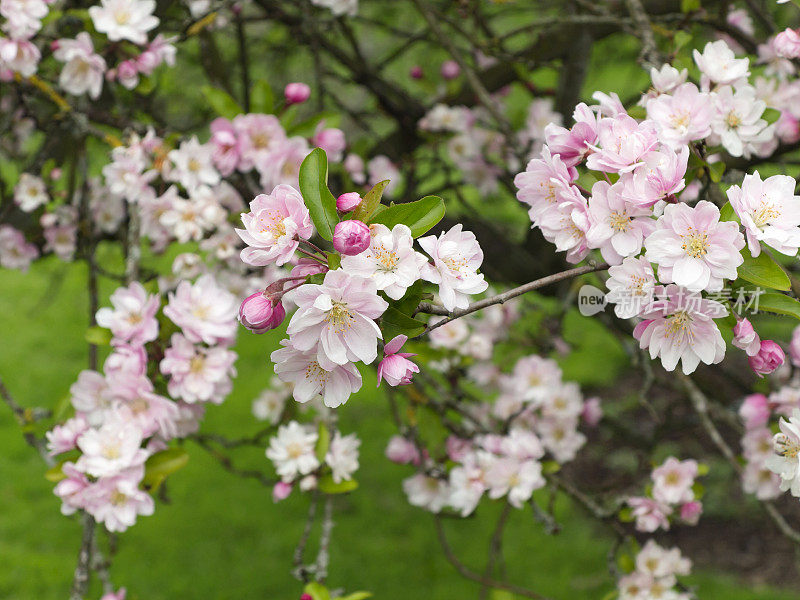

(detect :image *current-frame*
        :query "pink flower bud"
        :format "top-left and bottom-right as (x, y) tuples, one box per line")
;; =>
(410, 65), (423, 79)
(733, 318), (761, 356)
(301, 595), (313, 600)
(239, 292), (286, 333)
(272, 481), (292, 502)
(581, 396), (603, 427)
(377, 335), (419, 386)
(136, 50), (159, 75)
(790, 325), (800, 367)
(50, 168), (63, 180)
(446, 436), (471, 462)
(385, 435), (421, 465)
(774, 28), (800, 59)
(680, 501), (702, 525)
(290, 258), (328, 278)
(739, 393), (770, 430)
(336, 192), (362, 212)
(440, 60), (460, 80)
(284, 82), (311, 105)
(748, 340), (785, 377)
(50, 40), (59, 51)
(332, 219), (370, 255)
(116, 60), (139, 89)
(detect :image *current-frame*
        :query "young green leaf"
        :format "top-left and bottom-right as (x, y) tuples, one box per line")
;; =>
(352, 180), (390, 223)
(368, 195), (445, 237)
(85, 326), (112, 346)
(201, 85), (243, 119)
(143, 448), (190, 491)
(757, 293), (800, 320)
(315, 422), (330, 462)
(303, 583), (331, 600)
(718, 201), (739, 223)
(737, 247), (791, 291)
(299, 148), (339, 241)
(318, 474), (358, 494)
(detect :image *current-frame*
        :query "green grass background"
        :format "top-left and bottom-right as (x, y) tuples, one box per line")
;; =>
(0, 257), (796, 599)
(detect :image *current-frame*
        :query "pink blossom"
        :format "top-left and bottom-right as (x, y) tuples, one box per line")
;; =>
(100, 589), (127, 600)
(313, 126), (346, 162)
(46, 415), (89, 456)
(0, 225), (39, 271)
(344, 153), (366, 184)
(377, 335), (419, 387)
(586, 180), (654, 264)
(284, 82), (311, 104)
(14, 172), (48, 211)
(581, 397), (603, 427)
(586, 114), (659, 174)
(89, 0), (159, 45)
(233, 114), (287, 171)
(95, 282), (159, 346)
(774, 28), (800, 59)
(693, 40), (750, 86)
(633, 285), (727, 374)
(257, 136), (310, 191)
(419, 224), (488, 311)
(514, 147), (578, 226)
(53, 33), (106, 99)
(272, 481), (292, 502)
(440, 59), (460, 79)
(239, 292), (286, 333)
(116, 59), (139, 89)
(271, 340), (363, 408)
(54, 462), (90, 515)
(790, 325), (800, 367)
(644, 200), (744, 292)
(726, 171), (800, 257)
(536, 189), (591, 264)
(0, 37), (41, 77)
(385, 435), (421, 465)
(649, 64), (688, 94)
(652, 457), (698, 505)
(680, 500), (703, 525)
(748, 340), (785, 377)
(43, 223), (77, 261)
(86, 466), (154, 532)
(209, 117), (241, 176)
(76, 416), (147, 478)
(286, 270), (388, 367)
(732, 318), (761, 356)
(167, 136), (220, 191)
(627, 497), (671, 532)
(646, 83), (713, 149)
(543, 103), (599, 167)
(621, 146), (688, 207)
(160, 333), (237, 403)
(739, 393), (770, 430)
(336, 192), (361, 212)
(709, 85), (771, 158)
(164, 274), (238, 345)
(333, 219), (371, 256)
(605, 256), (657, 319)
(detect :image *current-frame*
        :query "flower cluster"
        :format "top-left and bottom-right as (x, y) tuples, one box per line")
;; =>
(47, 276), (238, 532)
(616, 540), (692, 600)
(626, 457), (704, 533)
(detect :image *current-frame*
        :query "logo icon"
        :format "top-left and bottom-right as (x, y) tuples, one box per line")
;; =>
(578, 284), (607, 316)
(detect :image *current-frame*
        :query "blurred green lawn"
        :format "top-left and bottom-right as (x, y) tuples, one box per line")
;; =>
(0, 257), (796, 599)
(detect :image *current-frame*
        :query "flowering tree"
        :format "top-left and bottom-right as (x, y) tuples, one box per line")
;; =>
(6, 0), (800, 598)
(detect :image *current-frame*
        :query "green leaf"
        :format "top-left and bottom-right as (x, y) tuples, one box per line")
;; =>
(85, 326), (112, 346)
(680, 0), (701, 12)
(380, 307), (426, 340)
(45, 461), (67, 483)
(737, 247), (791, 291)
(541, 460), (560, 474)
(707, 161), (725, 183)
(369, 195), (445, 238)
(250, 80), (274, 114)
(718, 201), (738, 223)
(757, 293), (800, 320)
(327, 253), (341, 270)
(352, 180), (390, 223)
(392, 280), (424, 316)
(315, 422), (330, 462)
(763, 107), (781, 126)
(299, 148), (339, 241)
(488, 591), (516, 600)
(201, 85), (243, 119)
(318, 474), (358, 494)
(143, 448), (189, 491)
(303, 583), (331, 600)
(340, 592), (373, 600)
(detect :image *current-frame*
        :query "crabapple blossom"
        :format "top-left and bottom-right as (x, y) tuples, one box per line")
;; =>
(766, 409), (800, 497)
(403, 474), (449, 513)
(419, 224), (488, 311)
(740, 393), (770, 429)
(53, 33), (106, 99)
(367, 155), (401, 198)
(284, 82), (311, 104)
(325, 432), (360, 483)
(89, 0), (159, 45)
(266, 421), (320, 482)
(163, 275), (238, 345)
(649, 64), (688, 94)
(651, 457), (698, 505)
(621, 146), (688, 207)
(239, 292), (286, 334)
(585, 114), (659, 173)
(377, 335), (419, 387)
(627, 497), (671, 532)
(0, 37), (40, 77)
(271, 341), (363, 408)
(313, 126), (346, 162)
(333, 220), (371, 256)
(748, 339), (785, 377)
(209, 117), (241, 176)
(605, 256), (657, 319)
(646, 83), (713, 148)
(774, 28), (800, 59)
(167, 136), (220, 190)
(310, 0), (357, 17)
(0, 224), (38, 271)
(88, 466), (155, 532)
(76, 417), (147, 478)
(13, 173), (47, 212)
(644, 201), (744, 292)
(693, 39), (750, 86)
(340, 224), (427, 300)
(709, 85), (771, 157)
(46, 415), (89, 456)
(95, 282), (159, 346)
(726, 171), (800, 257)
(286, 270), (388, 368)
(385, 436), (421, 465)
(160, 333), (237, 404)
(233, 114), (287, 171)
(585, 180), (654, 264)
(633, 285), (727, 374)
(237, 184), (314, 267)
(732, 318), (762, 356)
